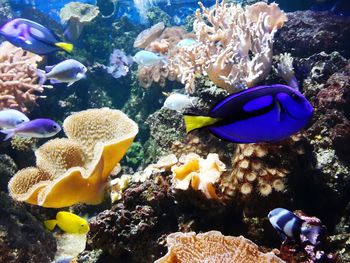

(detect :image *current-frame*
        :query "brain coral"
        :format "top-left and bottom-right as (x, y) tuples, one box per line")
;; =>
(155, 231), (284, 263)
(8, 108), (138, 208)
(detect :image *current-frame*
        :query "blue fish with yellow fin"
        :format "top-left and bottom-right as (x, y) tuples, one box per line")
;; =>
(184, 84), (313, 143)
(0, 18), (73, 55)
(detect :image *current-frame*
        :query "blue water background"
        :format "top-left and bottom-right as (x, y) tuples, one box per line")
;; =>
(8, 0), (350, 25)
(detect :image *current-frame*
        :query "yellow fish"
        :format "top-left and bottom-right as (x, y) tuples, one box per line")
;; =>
(44, 211), (90, 234)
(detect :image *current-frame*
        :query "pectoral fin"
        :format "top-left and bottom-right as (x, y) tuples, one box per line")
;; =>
(44, 219), (57, 231)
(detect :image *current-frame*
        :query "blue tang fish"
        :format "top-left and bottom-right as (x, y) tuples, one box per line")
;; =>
(0, 18), (73, 55)
(0, 118), (61, 141)
(268, 208), (327, 246)
(184, 84), (313, 143)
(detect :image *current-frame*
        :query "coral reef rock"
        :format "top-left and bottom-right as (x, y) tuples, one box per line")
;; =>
(0, 192), (56, 263)
(305, 62), (350, 186)
(86, 178), (175, 262)
(275, 11), (350, 58)
(0, 154), (17, 191)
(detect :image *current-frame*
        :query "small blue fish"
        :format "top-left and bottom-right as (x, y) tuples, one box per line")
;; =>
(0, 109), (29, 129)
(133, 50), (167, 67)
(37, 59), (87, 87)
(176, 38), (199, 48)
(184, 84), (313, 143)
(268, 208), (304, 240)
(268, 208), (327, 246)
(163, 93), (198, 111)
(0, 18), (73, 55)
(1, 118), (61, 141)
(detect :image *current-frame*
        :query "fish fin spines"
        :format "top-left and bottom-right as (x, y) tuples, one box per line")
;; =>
(183, 115), (220, 133)
(55, 42), (73, 53)
(44, 219), (57, 231)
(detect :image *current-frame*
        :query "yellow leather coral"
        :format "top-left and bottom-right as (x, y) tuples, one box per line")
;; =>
(155, 231), (284, 263)
(171, 153), (226, 199)
(8, 108), (138, 208)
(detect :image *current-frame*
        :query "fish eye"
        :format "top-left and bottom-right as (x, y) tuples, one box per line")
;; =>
(52, 124), (58, 130)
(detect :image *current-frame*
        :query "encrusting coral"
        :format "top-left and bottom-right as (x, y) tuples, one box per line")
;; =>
(8, 108), (138, 208)
(155, 231), (284, 263)
(171, 153), (226, 199)
(0, 41), (48, 112)
(171, 0), (287, 93)
(134, 22), (165, 49)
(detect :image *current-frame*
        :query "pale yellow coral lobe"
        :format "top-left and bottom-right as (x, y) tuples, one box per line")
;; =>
(171, 153), (225, 199)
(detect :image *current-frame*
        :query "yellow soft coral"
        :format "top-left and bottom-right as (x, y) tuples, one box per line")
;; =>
(8, 108), (138, 208)
(171, 153), (226, 199)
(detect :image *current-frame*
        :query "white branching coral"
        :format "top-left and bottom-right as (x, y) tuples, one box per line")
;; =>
(277, 52), (298, 90)
(171, 0), (287, 93)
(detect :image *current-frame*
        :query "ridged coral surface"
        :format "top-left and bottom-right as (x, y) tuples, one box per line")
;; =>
(8, 108), (138, 207)
(155, 231), (284, 263)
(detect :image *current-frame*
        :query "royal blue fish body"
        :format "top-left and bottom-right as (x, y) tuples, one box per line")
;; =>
(0, 18), (63, 55)
(207, 84), (313, 143)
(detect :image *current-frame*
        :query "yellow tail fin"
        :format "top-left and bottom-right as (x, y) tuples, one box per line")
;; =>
(44, 219), (57, 231)
(55, 42), (74, 53)
(183, 115), (220, 133)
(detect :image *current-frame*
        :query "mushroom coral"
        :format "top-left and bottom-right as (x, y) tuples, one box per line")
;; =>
(59, 2), (100, 40)
(155, 231), (285, 263)
(8, 108), (138, 208)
